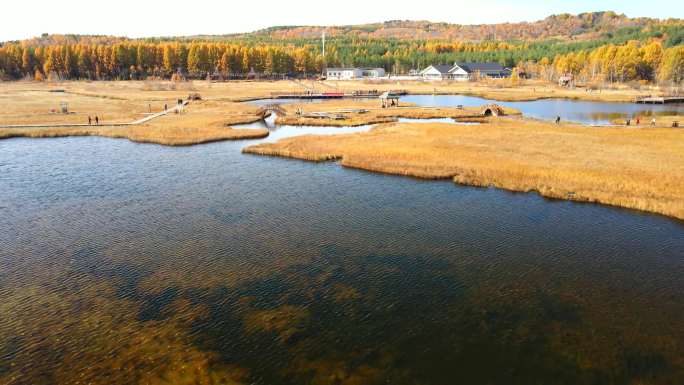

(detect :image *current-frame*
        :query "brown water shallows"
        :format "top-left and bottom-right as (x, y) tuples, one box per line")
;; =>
(244, 118), (684, 220)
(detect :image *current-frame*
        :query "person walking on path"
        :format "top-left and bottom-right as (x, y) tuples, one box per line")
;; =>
(95, 116), (99, 125)
(636, 117), (640, 125)
(555, 116), (561, 125)
(88, 116), (92, 125)
(651, 118), (657, 126)
(164, 103), (167, 112)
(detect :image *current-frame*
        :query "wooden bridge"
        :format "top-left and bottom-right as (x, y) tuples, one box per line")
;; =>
(635, 96), (684, 104)
(257, 104), (288, 117)
(270, 89), (408, 100)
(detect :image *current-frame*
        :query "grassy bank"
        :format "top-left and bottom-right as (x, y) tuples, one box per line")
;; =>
(244, 118), (684, 220)
(0, 124), (269, 146)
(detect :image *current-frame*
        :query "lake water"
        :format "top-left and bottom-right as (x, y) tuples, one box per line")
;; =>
(1, 103), (684, 384)
(402, 94), (684, 124)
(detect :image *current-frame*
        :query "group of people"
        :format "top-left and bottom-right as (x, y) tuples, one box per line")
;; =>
(381, 99), (398, 108)
(87, 116), (99, 125)
(555, 115), (661, 126)
(625, 117), (658, 126)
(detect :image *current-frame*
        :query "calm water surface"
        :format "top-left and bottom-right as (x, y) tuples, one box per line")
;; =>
(1, 109), (684, 384)
(402, 94), (684, 124)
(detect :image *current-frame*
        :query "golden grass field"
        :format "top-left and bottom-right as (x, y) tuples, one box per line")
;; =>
(244, 118), (684, 220)
(0, 83), (269, 145)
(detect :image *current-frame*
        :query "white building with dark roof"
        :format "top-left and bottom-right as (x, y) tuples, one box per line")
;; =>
(450, 62), (511, 80)
(420, 62), (511, 81)
(419, 65), (454, 80)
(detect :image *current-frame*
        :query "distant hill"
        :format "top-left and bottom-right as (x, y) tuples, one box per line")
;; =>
(13, 33), (126, 46)
(220, 11), (679, 42)
(8, 11), (682, 45)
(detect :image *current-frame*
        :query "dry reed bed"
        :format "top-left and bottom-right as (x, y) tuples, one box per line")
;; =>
(244, 119), (684, 220)
(0, 124), (268, 146)
(276, 115), (397, 127)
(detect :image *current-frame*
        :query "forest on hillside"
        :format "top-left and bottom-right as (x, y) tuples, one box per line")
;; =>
(1, 12), (683, 84)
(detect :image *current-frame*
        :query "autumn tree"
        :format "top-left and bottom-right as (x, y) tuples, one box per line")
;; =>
(659, 46), (684, 84)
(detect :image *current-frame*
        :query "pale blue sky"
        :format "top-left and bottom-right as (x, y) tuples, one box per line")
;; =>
(2, 0), (682, 41)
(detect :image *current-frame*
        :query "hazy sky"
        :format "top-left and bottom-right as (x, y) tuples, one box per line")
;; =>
(2, 0), (682, 41)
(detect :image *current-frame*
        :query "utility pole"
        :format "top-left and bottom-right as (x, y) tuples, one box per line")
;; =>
(322, 30), (327, 77)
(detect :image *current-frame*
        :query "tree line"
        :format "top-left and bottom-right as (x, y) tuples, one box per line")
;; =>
(0, 37), (682, 84)
(520, 41), (684, 84)
(0, 42), (320, 80)
(0, 40), (524, 80)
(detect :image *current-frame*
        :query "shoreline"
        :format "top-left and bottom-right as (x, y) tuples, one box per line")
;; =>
(244, 119), (684, 220)
(0, 125), (270, 146)
(240, 90), (644, 104)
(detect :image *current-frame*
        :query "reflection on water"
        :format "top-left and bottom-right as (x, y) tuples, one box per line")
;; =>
(1, 116), (684, 384)
(397, 117), (481, 125)
(402, 94), (684, 124)
(246, 98), (325, 107)
(236, 117), (373, 143)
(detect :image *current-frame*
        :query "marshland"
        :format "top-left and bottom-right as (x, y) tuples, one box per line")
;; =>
(3, 30), (684, 385)
(7, 5), (684, 383)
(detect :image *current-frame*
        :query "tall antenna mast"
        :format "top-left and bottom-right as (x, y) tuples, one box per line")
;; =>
(322, 30), (326, 76)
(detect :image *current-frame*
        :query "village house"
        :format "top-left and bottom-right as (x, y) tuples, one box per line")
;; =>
(361, 68), (386, 78)
(558, 73), (574, 87)
(452, 62), (512, 80)
(419, 65), (454, 81)
(326, 67), (386, 80)
(420, 62), (512, 81)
